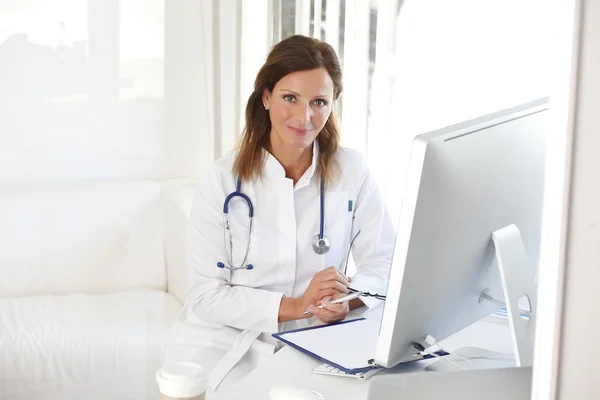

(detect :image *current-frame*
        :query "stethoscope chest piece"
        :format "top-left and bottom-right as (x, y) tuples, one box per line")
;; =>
(312, 234), (331, 255)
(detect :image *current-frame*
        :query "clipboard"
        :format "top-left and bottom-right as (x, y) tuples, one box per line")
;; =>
(272, 318), (449, 375)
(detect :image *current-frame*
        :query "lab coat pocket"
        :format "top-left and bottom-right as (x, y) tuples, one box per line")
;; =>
(229, 217), (280, 288)
(324, 190), (352, 251)
(319, 190), (353, 271)
(229, 267), (253, 287)
(228, 235), (255, 287)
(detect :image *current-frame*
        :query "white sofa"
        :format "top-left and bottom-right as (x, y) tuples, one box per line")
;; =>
(0, 179), (198, 400)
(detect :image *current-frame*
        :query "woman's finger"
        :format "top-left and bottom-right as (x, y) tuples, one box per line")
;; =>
(318, 280), (349, 294)
(312, 305), (339, 322)
(322, 269), (350, 287)
(317, 288), (343, 299)
(320, 301), (345, 313)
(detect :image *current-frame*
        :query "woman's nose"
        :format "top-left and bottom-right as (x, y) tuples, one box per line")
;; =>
(294, 102), (313, 124)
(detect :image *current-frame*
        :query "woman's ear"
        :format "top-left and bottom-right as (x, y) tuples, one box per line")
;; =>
(262, 89), (271, 110)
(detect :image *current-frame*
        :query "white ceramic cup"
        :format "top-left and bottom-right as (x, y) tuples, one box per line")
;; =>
(156, 361), (207, 399)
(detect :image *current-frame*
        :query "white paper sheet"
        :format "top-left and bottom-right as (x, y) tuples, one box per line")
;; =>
(277, 318), (381, 371)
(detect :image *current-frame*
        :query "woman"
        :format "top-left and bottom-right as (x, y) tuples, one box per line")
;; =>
(158, 35), (396, 398)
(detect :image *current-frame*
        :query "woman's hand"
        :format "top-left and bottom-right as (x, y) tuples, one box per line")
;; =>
(299, 266), (351, 316)
(308, 292), (350, 324)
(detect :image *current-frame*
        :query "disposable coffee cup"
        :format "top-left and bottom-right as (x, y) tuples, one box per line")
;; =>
(156, 361), (207, 399)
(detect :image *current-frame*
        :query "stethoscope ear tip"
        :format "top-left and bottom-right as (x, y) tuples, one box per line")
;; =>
(246, 264), (254, 270)
(217, 262), (225, 268)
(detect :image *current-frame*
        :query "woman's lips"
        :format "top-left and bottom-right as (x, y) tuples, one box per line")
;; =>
(287, 126), (313, 135)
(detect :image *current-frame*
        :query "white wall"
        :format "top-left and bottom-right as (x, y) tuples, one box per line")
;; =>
(0, 0), (214, 181)
(383, 0), (554, 221)
(534, 0), (600, 398)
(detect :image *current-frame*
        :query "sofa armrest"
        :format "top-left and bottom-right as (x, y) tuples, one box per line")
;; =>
(160, 179), (198, 305)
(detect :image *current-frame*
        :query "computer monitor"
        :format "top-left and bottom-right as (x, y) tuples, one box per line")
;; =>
(374, 97), (549, 369)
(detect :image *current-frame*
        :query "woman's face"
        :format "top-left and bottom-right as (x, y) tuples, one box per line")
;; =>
(263, 68), (334, 151)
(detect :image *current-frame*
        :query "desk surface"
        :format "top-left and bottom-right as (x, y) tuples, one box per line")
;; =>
(219, 307), (516, 400)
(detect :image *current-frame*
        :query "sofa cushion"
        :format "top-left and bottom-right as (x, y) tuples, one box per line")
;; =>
(0, 290), (181, 399)
(0, 180), (166, 297)
(159, 179), (198, 305)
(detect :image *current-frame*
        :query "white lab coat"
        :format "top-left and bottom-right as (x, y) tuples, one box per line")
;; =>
(161, 143), (396, 395)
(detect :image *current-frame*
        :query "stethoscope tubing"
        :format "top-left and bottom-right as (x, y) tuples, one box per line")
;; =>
(219, 178), (328, 270)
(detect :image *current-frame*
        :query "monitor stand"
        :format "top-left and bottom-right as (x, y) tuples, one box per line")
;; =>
(482, 224), (537, 367)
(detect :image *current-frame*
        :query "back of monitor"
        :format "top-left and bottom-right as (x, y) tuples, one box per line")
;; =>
(375, 98), (549, 368)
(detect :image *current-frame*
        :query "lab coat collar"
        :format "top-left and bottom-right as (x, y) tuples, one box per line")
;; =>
(263, 141), (319, 189)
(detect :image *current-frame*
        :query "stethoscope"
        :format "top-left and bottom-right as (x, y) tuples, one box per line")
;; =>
(216, 178), (330, 271)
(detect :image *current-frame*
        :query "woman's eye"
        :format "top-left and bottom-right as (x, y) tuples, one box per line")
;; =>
(283, 95), (295, 102)
(314, 99), (327, 107)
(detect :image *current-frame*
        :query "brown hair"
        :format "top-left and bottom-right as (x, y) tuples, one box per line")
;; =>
(232, 35), (343, 186)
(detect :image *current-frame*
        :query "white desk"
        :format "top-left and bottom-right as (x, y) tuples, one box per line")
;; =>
(218, 306), (519, 400)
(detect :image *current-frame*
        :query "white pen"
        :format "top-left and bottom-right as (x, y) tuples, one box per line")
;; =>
(302, 291), (363, 315)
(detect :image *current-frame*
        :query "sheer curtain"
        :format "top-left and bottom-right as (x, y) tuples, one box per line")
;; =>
(0, 0), (254, 181)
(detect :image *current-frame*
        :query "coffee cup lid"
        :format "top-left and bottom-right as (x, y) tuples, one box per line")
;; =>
(157, 362), (207, 398)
